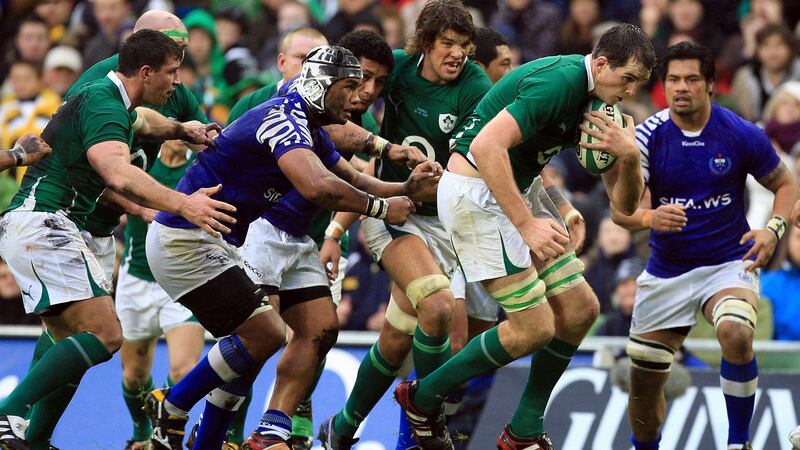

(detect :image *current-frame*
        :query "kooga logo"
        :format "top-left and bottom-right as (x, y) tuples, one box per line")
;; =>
(682, 141), (705, 147)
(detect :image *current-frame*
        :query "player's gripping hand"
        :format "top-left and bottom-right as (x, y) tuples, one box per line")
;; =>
(386, 144), (428, 168)
(405, 161), (443, 202)
(740, 228), (778, 272)
(650, 204), (687, 232)
(565, 212), (586, 254)
(179, 184), (238, 238)
(14, 134), (52, 165)
(319, 238), (342, 282)
(179, 121), (222, 147)
(524, 217), (571, 261)
(384, 196), (416, 226)
(140, 207), (158, 224)
(579, 113), (639, 161)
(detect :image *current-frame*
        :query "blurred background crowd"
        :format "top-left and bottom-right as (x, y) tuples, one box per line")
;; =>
(0, 0), (800, 350)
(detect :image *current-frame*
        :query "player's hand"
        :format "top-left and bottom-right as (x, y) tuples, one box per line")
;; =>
(565, 211), (586, 254)
(651, 204), (687, 232)
(524, 217), (570, 261)
(579, 112), (639, 161)
(405, 161), (442, 202)
(740, 228), (778, 272)
(14, 134), (52, 165)
(180, 121), (222, 147)
(319, 238), (342, 282)
(180, 184), (237, 237)
(384, 196), (416, 225)
(792, 200), (800, 228)
(386, 144), (428, 168)
(140, 207), (158, 224)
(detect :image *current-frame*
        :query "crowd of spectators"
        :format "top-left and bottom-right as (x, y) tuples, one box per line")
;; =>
(1, 0), (800, 341)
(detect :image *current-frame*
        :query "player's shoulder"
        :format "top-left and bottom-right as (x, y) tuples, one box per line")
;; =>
(636, 108), (671, 136)
(710, 103), (764, 138)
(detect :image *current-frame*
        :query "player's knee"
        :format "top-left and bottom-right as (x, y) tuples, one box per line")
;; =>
(315, 325), (339, 357)
(626, 336), (675, 375)
(122, 364), (150, 387)
(169, 362), (196, 383)
(712, 297), (756, 349)
(418, 290), (455, 325)
(92, 320), (123, 353)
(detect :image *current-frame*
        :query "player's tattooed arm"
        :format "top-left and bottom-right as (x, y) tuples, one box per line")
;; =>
(324, 121), (427, 167)
(0, 134), (52, 171)
(757, 162), (797, 222)
(330, 157), (441, 202)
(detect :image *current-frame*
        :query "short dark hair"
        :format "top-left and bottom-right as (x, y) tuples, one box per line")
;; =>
(659, 41), (715, 81)
(338, 30), (394, 72)
(118, 29), (183, 77)
(756, 23), (797, 55)
(473, 28), (508, 67)
(406, 0), (475, 55)
(17, 13), (47, 34)
(592, 23), (656, 72)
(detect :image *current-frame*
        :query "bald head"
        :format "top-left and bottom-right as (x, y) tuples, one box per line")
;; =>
(134, 10), (188, 48)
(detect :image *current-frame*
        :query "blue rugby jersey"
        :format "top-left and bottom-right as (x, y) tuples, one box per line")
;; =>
(636, 104), (780, 277)
(155, 90), (341, 246)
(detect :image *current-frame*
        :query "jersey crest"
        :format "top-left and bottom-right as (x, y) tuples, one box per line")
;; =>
(439, 113), (457, 133)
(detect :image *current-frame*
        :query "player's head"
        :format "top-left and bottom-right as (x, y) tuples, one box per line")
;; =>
(590, 23), (656, 104)
(134, 9), (189, 49)
(473, 28), (512, 84)
(119, 29), (183, 106)
(277, 27), (328, 82)
(338, 30), (393, 114)
(406, 0), (476, 84)
(297, 45), (363, 124)
(660, 41), (715, 117)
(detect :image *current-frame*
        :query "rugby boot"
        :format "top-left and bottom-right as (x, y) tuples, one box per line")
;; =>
(0, 415), (28, 450)
(496, 425), (554, 450)
(144, 389), (187, 450)
(287, 436), (311, 450)
(316, 416), (358, 450)
(393, 381), (453, 450)
(241, 432), (289, 449)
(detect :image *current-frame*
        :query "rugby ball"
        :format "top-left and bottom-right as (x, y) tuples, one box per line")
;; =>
(576, 99), (624, 174)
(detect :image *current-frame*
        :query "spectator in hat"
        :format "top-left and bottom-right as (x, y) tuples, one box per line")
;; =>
(42, 45), (82, 97)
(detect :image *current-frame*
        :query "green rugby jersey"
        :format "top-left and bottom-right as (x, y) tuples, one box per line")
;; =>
(377, 50), (492, 215)
(69, 54), (207, 236)
(227, 82), (278, 124)
(6, 74), (134, 228)
(452, 54), (591, 190)
(122, 155), (193, 281)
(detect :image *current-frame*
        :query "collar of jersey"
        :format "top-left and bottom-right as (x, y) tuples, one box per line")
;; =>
(584, 54), (594, 92)
(106, 71), (132, 110)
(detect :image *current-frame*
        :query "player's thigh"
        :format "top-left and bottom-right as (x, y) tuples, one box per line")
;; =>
(365, 220), (446, 291)
(278, 236), (333, 315)
(0, 211), (112, 315)
(481, 267), (547, 317)
(630, 269), (704, 336)
(116, 265), (162, 342)
(80, 231), (116, 287)
(239, 217), (295, 289)
(164, 322), (205, 375)
(280, 296), (338, 343)
(699, 260), (760, 325)
(58, 295), (121, 344)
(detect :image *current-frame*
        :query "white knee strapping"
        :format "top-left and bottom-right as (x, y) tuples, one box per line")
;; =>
(712, 296), (757, 331)
(385, 294), (418, 335)
(405, 274), (451, 307)
(626, 335), (675, 373)
(539, 252), (585, 296)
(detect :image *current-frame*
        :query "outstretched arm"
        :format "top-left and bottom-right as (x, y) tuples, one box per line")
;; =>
(87, 140), (236, 237)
